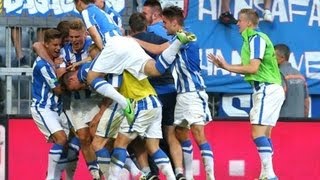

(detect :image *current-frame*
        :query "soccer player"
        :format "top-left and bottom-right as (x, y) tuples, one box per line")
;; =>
(143, 0), (172, 40)
(208, 8), (284, 180)
(30, 29), (67, 180)
(129, 12), (185, 180)
(137, 6), (215, 180)
(62, 47), (146, 180)
(73, 0), (121, 50)
(59, 18), (101, 179)
(94, 0), (124, 33)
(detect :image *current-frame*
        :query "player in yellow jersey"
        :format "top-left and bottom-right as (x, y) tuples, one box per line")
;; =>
(62, 68), (175, 180)
(61, 42), (176, 179)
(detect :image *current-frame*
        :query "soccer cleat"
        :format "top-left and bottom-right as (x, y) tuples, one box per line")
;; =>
(90, 169), (101, 180)
(263, 9), (273, 22)
(123, 98), (135, 125)
(219, 12), (238, 25)
(176, 29), (197, 44)
(142, 172), (159, 180)
(176, 173), (187, 180)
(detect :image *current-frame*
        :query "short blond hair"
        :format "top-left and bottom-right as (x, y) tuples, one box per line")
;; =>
(239, 8), (259, 26)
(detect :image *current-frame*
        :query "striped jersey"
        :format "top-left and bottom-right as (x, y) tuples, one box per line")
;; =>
(78, 62), (122, 88)
(160, 38), (206, 93)
(31, 57), (61, 112)
(102, 2), (122, 29)
(60, 37), (92, 66)
(81, 3), (121, 44)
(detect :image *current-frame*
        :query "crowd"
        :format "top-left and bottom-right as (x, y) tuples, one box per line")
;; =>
(5, 0), (308, 180)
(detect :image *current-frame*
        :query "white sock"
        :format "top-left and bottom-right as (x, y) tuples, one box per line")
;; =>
(91, 77), (127, 109)
(199, 143), (215, 180)
(47, 144), (64, 180)
(175, 167), (184, 176)
(141, 167), (151, 175)
(151, 149), (175, 179)
(262, 155), (276, 178)
(124, 154), (141, 177)
(181, 140), (193, 180)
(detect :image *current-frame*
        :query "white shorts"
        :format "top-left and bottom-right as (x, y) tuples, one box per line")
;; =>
(120, 95), (163, 139)
(95, 102), (125, 138)
(91, 36), (151, 80)
(65, 93), (102, 131)
(250, 83), (285, 126)
(31, 107), (70, 140)
(174, 91), (212, 128)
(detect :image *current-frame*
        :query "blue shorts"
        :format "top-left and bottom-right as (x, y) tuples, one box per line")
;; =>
(158, 92), (177, 126)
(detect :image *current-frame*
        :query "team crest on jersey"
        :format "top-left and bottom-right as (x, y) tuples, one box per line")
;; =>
(48, 78), (58, 86)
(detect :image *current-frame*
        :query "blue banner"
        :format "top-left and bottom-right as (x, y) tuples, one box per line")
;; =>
(184, 0), (320, 94)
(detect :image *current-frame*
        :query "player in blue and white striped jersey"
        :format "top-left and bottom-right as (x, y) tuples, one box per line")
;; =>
(58, 19), (104, 180)
(137, 6), (215, 180)
(94, 0), (123, 31)
(30, 29), (69, 180)
(74, 0), (121, 50)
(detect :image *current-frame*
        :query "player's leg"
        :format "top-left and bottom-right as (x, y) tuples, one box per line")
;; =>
(128, 138), (156, 179)
(190, 124), (214, 180)
(157, 92), (185, 179)
(93, 101), (125, 179)
(92, 135), (111, 179)
(48, 131), (68, 180)
(124, 150), (145, 179)
(175, 127), (194, 180)
(146, 138), (176, 180)
(142, 106), (175, 180)
(176, 91), (214, 180)
(250, 84), (284, 180)
(76, 127), (100, 179)
(65, 136), (80, 180)
(87, 71), (128, 109)
(108, 132), (136, 180)
(69, 102), (101, 179)
(59, 110), (80, 180)
(163, 125), (186, 179)
(31, 107), (68, 180)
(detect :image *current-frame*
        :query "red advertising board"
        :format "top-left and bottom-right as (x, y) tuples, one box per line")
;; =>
(8, 119), (320, 180)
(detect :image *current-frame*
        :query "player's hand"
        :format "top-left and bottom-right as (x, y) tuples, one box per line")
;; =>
(67, 62), (80, 71)
(89, 112), (102, 137)
(54, 57), (64, 65)
(207, 53), (228, 69)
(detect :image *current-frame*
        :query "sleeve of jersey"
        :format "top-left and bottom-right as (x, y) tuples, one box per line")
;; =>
(40, 65), (59, 89)
(81, 9), (94, 29)
(249, 35), (266, 60)
(155, 54), (172, 75)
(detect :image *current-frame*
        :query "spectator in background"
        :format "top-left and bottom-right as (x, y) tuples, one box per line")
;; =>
(11, 27), (28, 66)
(263, 0), (273, 22)
(275, 44), (310, 118)
(208, 8), (284, 180)
(219, 0), (273, 24)
(218, 0), (237, 25)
